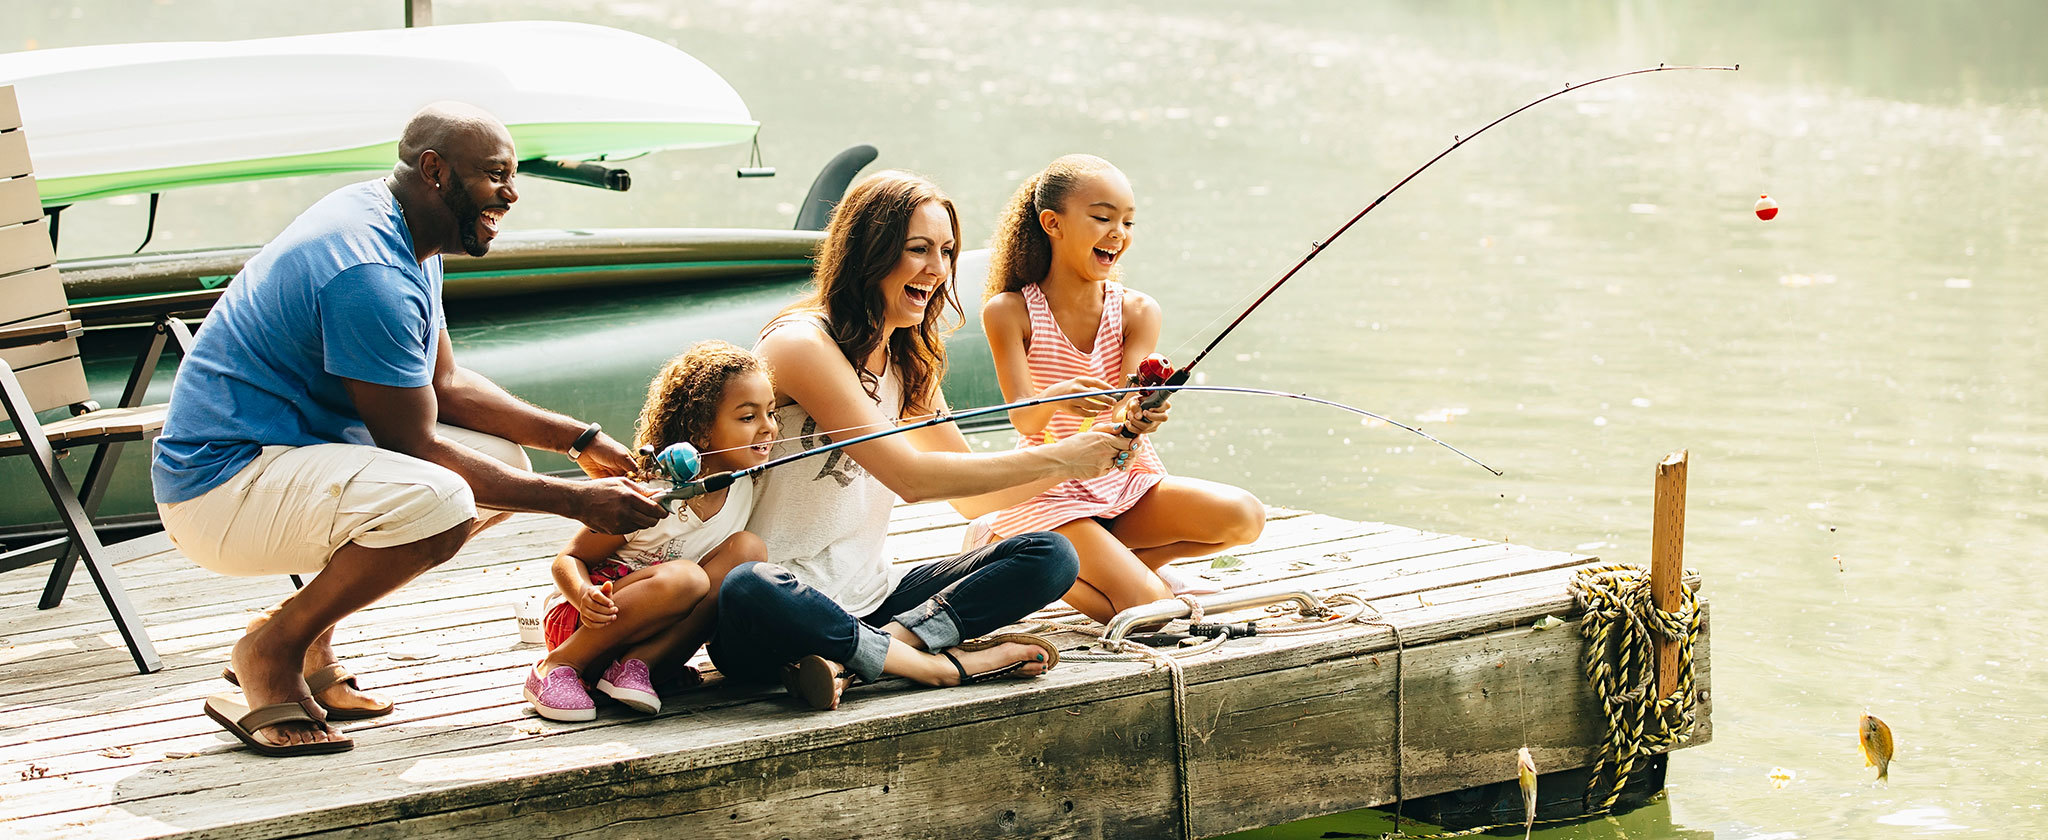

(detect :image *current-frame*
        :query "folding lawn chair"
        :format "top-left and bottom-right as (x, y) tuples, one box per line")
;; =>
(0, 83), (210, 674)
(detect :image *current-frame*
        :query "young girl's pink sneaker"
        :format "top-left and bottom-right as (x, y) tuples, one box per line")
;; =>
(524, 664), (596, 721)
(596, 658), (661, 714)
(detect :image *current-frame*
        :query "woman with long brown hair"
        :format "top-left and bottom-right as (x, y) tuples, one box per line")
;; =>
(708, 171), (1152, 710)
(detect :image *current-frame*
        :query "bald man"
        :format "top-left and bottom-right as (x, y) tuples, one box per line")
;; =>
(152, 103), (663, 756)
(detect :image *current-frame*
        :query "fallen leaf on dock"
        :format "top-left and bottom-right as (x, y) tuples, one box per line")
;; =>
(1210, 555), (1243, 569)
(515, 722), (545, 736)
(1768, 766), (1794, 789)
(21, 764), (48, 780)
(1531, 615), (1565, 630)
(163, 751), (199, 760)
(386, 650), (440, 661)
(96, 746), (132, 759)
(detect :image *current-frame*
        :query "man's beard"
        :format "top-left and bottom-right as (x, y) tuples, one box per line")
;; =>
(443, 172), (490, 257)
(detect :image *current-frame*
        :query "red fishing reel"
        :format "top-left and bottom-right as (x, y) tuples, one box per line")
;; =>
(1117, 353), (1184, 448)
(1131, 353), (1176, 400)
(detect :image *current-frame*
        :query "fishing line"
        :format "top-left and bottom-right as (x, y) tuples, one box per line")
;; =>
(1138, 64), (1740, 412)
(654, 383), (1502, 503)
(687, 385), (1497, 474)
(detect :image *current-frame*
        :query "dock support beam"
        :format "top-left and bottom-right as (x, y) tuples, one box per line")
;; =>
(1652, 450), (1687, 700)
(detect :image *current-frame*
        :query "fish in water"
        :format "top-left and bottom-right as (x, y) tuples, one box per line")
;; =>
(1517, 746), (1537, 838)
(1859, 713), (1894, 782)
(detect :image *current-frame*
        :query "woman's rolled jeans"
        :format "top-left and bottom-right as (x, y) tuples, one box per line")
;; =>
(709, 531), (1079, 684)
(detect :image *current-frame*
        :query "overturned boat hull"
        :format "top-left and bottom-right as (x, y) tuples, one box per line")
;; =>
(58, 227), (823, 302)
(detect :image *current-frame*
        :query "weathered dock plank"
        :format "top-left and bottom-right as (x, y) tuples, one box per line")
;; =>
(0, 502), (1710, 839)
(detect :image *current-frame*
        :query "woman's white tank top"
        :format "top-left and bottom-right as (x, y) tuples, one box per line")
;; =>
(746, 319), (907, 616)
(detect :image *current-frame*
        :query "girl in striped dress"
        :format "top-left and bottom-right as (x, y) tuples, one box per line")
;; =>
(979, 154), (1266, 624)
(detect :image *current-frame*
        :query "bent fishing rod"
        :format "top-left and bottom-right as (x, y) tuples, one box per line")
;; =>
(1125, 63), (1740, 424)
(651, 383), (1502, 504)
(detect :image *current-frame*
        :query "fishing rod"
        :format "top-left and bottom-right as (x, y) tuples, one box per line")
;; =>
(650, 383), (1502, 505)
(1123, 63), (1740, 429)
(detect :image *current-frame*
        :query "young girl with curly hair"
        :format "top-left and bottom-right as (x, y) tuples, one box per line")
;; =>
(523, 341), (776, 721)
(978, 154), (1265, 624)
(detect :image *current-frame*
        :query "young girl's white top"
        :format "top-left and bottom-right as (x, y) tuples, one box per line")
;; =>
(610, 474), (756, 573)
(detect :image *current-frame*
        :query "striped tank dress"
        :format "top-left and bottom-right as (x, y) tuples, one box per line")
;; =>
(985, 280), (1165, 540)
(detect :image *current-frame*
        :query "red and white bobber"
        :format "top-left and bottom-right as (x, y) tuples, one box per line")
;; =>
(1754, 194), (1779, 221)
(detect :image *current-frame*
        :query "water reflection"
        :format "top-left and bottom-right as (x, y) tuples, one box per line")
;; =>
(1213, 798), (1716, 839)
(7, 1), (2047, 837)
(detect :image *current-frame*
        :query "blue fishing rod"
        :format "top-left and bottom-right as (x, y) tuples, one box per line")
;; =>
(648, 383), (1502, 505)
(1121, 64), (1740, 429)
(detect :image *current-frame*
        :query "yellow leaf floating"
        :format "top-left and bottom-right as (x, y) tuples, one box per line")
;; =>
(1768, 766), (1794, 789)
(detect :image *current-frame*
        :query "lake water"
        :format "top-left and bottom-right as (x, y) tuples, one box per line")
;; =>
(7, 1), (2047, 836)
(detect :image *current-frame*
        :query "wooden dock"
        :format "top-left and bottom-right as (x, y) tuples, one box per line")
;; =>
(0, 502), (1710, 839)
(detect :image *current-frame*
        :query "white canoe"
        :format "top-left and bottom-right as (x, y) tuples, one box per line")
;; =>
(0, 21), (758, 206)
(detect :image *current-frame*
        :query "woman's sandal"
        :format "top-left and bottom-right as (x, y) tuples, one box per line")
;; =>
(202, 694), (354, 757)
(943, 633), (1061, 684)
(781, 655), (856, 711)
(222, 663), (394, 721)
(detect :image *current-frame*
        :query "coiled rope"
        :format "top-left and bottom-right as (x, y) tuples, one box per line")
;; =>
(1565, 563), (1702, 811)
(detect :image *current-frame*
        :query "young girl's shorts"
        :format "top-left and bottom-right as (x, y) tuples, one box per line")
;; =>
(542, 559), (637, 650)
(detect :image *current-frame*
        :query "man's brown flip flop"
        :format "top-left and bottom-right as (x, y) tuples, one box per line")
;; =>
(222, 663), (394, 720)
(202, 694), (354, 758)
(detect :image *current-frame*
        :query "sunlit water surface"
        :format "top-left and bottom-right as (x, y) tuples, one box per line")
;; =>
(6, 1), (2046, 836)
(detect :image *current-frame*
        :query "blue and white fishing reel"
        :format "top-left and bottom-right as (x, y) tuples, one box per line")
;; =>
(653, 442), (701, 483)
(640, 442), (708, 516)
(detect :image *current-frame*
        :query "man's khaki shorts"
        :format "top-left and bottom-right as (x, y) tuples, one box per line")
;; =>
(159, 425), (531, 576)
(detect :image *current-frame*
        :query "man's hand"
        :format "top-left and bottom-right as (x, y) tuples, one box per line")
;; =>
(572, 477), (665, 535)
(571, 581), (619, 626)
(575, 431), (638, 479)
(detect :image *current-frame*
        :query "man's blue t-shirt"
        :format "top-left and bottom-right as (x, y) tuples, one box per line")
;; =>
(151, 180), (446, 504)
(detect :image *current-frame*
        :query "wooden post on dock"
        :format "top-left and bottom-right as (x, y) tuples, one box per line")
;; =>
(1652, 450), (1687, 700)
(404, 0), (432, 27)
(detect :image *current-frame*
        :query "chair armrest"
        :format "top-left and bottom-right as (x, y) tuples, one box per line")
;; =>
(0, 320), (83, 350)
(67, 289), (224, 328)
